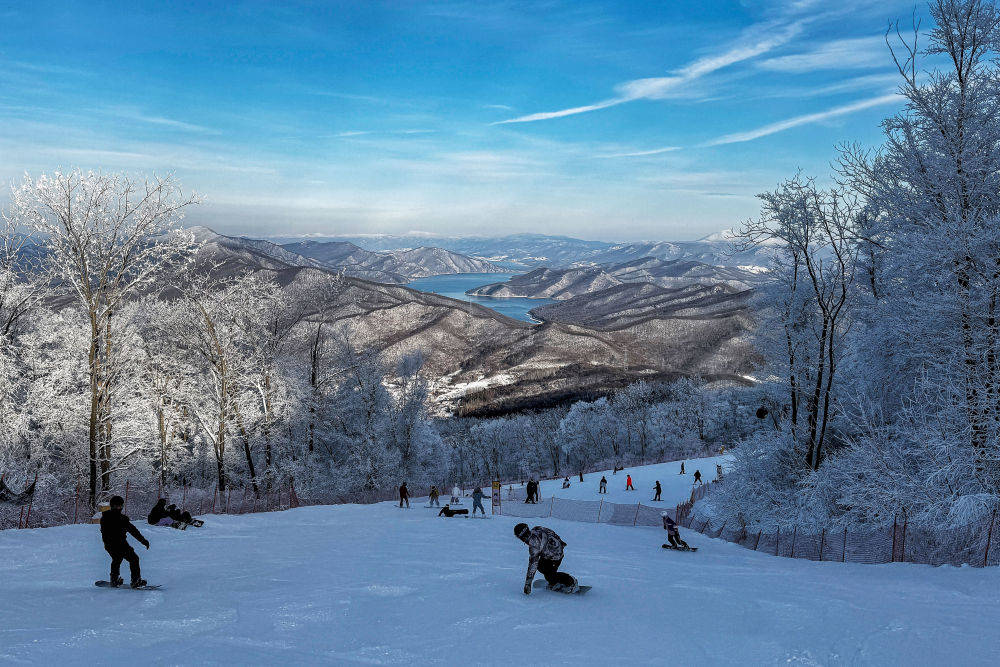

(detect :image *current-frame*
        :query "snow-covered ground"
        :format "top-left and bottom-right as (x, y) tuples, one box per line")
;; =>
(2, 456), (999, 665)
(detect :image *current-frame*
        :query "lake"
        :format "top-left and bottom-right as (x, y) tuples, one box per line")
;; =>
(406, 273), (555, 323)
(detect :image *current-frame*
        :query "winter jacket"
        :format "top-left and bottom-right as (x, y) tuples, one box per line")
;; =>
(662, 514), (679, 535)
(399, 484), (409, 499)
(522, 526), (566, 588)
(147, 500), (169, 525)
(429, 487), (439, 499)
(101, 508), (149, 553)
(472, 488), (484, 501)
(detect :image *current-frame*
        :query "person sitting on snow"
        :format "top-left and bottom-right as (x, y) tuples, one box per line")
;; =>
(561, 477), (571, 489)
(514, 523), (578, 594)
(167, 503), (194, 524)
(147, 498), (173, 526)
(661, 512), (691, 549)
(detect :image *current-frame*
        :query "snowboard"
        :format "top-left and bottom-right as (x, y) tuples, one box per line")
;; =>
(95, 580), (161, 590)
(188, 519), (204, 527)
(661, 544), (698, 552)
(169, 521), (188, 530)
(533, 579), (591, 595)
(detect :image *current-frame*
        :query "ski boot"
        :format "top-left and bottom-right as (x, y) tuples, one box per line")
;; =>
(110, 575), (124, 588)
(130, 578), (148, 589)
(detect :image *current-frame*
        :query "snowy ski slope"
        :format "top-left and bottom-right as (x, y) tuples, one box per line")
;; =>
(1, 456), (999, 665)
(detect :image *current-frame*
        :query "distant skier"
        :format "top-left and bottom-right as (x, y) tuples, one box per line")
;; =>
(626, 474), (634, 491)
(653, 481), (662, 502)
(599, 476), (608, 494)
(680, 461), (685, 475)
(716, 464), (724, 481)
(661, 512), (691, 550)
(508, 485), (516, 501)
(100, 495), (149, 588)
(399, 482), (410, 508)
(578, 471), (583, 482)
(438, 504), (468, 517)
(525, 479), (537, 504)
(561, 477), (571, 489)
(472, 486), (486, 515)
(451, 486), (461, 504)
(429, 486), (440, 507)
(693, 470), (702, 485)
(514, 523), (578, 594)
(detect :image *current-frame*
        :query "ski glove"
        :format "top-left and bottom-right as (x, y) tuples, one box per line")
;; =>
(523, 582), (532, 595)
(141, 539), (150, 549)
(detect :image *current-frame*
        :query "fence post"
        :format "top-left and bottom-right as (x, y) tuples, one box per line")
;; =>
(18, 504), (25, 529)
(212, 485), (218, 514)
(182, 484), (187, 510)
(775, 527), (780, 556)
(819, 528), (825, 561)
(73, 483), (80, 524)
(123, 479), (130, 514)
(597, 499), (604, 522)
(842, 526), (848, 562)
(891, 515), (898, 562)
(790, 526), (797, 558)
(753, 530), (762, 551)
(633, 503), (641, 526)
(548, 496), (555, 518)
(984, 508), (997, 568)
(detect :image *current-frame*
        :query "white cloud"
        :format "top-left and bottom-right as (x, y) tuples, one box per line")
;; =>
(494, 19), (804, 124)
(758, 36), (888, 72)
(595, 146), (681, 158)
(702, 93), (902, 146)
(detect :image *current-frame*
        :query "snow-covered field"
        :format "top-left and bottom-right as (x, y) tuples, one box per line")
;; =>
(2, 456), (999, 665)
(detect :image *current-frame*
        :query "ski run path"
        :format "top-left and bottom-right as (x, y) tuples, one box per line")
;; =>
(2, 456), (999, 665)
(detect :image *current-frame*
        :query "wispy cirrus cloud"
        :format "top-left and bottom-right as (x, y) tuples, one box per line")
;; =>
(595, 146), (681, 158)
(703, 93), (902, 146)
(494, 19), (805, 125)
(758, 35), (888, 72)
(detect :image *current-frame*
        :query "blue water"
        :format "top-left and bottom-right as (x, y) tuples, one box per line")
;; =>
(406, 273), (555, 323)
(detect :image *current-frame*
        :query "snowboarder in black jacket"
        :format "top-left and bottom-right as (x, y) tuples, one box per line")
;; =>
(661, 512), (690, 549)
(399, 482), (410, 508)
(514, 523), (578, 594)
(147, 498), (169, 525)
(653, 481), (662, 501)
(100, 495), (149, 588)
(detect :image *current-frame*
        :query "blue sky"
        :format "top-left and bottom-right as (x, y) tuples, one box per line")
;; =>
(0, 0), (923, 241)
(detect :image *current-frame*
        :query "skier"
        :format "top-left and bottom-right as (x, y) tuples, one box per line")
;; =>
(100, 495), (149, 588)
(599, 476), (607, 494)
(578, 471), (583, 482)
(661, 512), (691, 550)
(626, 474), (634, 491)
(429, 485), (440, 507)
(472, 486), (486, 515)
(399, 482), (410, 508)
(450, 485), (461, 504)
(693, 470), (702, 485)
(438, 504), (469, 517)
(680, 461), (685, 475)
(716, 464), (724, 481)
(524, 479), (536, 504)
(514, 523), (578, 594)
(653, 480), (662, 502)
(147, 498), (172, 526)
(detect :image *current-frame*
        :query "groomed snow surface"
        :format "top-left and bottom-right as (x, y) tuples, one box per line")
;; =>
(2, 456), (1000, 665)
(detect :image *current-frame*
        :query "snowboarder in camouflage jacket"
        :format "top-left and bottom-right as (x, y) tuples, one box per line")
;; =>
(514, 523), (577, 594)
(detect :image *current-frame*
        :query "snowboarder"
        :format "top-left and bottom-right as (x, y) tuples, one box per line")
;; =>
(561, 477), (571, 489)
(472, 486), (486, 515)
(439, 504), (468, 517)
(450, 486), (461, 504)
(661, 512), (691, 550)
(429, 486), (440, 507)
(653, 481), (662, 502)
(508, 485), (516, 501)
(100, 495), (149, 588)
(680, 461), (685, 475)
(693, 470), (702, 485)
(514, 523), (578, 594)
(525, 479), (537, 504)
(399, 482), (410, 508)
(167, 503), (194, 524)
(578, 471), (583, 482)
(599, 476), (607, 494)
(716, 464), (724, 481)
(147, 498), (172, 526)
(626, 474), (634, 491)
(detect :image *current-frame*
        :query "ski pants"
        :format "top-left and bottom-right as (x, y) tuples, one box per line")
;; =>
(667, 533), (689, 549)
(472, 497), (485, 514)
(537, 557), (575, 589)
(626, 482), (634, 490)
(430, 496), (439, 506)
(108, 545), (141, 583)
(654, 491), (661, 501)
(399, 496), (409, 508)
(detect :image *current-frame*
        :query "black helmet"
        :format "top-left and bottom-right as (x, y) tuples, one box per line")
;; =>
(109, 495), (125, 507)
(514, 523), (530, 539)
